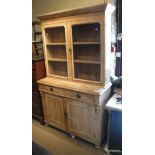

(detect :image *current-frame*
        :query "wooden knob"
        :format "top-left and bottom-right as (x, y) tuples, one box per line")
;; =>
(64, 111), (67, 117)
(69, 48), (72, 52)
(50, 88), (53, 91)
(76, 93), (81, 98)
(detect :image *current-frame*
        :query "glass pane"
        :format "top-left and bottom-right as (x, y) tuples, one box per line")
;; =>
(45, 27), (65, 43)
(72, 23), (100, 42)
(73, 44), (100, 61)
(74, 63), (100, 81)
(47, 45), (66, 59)
(48, 61), (68, 77)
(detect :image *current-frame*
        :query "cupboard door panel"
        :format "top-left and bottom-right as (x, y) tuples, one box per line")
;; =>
(45, 94), (66, 129)
(42, 23), (71, 79)
(65, 98), (96, 142)
(68, 19), (103, 84)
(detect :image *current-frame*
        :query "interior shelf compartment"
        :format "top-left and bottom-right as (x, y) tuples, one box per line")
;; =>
(47, 45), (67, 59)
(74, 63), (100, 81)
(48, 61), (68, 77)
(72, 23), (100, 42)
(45, 26), (65, 43)
(73, 44), (100, 61)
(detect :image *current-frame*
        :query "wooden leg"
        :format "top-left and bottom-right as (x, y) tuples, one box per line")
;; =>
(45, 122), (48, 127)
(70, 134), (76, 139)
(39, 118), (45, 125)
(95, 144), (101, 149)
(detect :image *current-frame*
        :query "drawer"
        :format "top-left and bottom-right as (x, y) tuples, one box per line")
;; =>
(39, 84), (95, 104)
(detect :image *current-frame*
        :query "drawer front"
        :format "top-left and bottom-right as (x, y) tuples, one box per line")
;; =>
(39, 84), (95, 104)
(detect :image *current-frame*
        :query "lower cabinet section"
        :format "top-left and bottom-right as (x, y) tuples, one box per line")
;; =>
(40, 86), (111, 148)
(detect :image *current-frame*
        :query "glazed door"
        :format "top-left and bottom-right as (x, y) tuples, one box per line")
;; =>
(67, 17), (104, 84)
(42, 23), (72, 80)
(64, 98), (96, 142)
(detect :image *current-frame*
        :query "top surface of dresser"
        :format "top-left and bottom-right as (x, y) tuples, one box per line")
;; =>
(37, 77), (111, 96)
(37, 1), (112, 21)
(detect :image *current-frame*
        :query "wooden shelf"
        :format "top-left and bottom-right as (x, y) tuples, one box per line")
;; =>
(73, 42), (100, 45)
(74, 59), (100, 64)
(48, 58), (67, 62)
(32, 40), (43, 43)
(46, 43), (66, 46)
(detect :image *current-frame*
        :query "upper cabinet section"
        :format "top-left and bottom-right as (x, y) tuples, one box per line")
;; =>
(38, 3), (115, 86)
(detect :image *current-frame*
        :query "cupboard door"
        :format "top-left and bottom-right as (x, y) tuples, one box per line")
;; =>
(42, 23), (71, 79)
(44, 94), (66, 130)
(68, 20), (103, 84)
(64, 98), (96, 142)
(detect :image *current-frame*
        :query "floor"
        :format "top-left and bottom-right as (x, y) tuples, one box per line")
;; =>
(32, 119), (109, 155)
